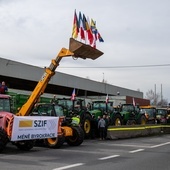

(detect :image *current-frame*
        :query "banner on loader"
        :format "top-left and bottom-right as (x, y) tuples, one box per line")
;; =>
(11, 116), (59, 141)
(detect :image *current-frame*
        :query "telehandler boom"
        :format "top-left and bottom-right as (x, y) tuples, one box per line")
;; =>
(16, 48), (74, 116)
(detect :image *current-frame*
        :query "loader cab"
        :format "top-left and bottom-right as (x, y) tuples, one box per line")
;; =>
(31, 103), (64, 117)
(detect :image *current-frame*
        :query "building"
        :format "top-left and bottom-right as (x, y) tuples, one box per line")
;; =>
(0, 57), (150, 105)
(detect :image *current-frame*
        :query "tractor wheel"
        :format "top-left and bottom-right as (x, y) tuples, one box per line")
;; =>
(0, 127), (8, 153)
(66, 126), (84, 146)
(45, 136), (65, 148)
(16, 140), (35, 151)
(111, 114), (123, 126)
(138, 115), (147, 125)
(126, 120), (136, 125)
(83, 114), (91, 137)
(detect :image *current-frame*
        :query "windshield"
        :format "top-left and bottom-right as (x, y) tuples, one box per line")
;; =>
(58, 100), (72, 110)
(140, 108), (155, 117)
(0, 98), (11, 112)
(54, 105), (64, 117)
(92, 102), (113, 111)
(33, 104), (64, 117)
(157, 109), (167, 116)
(121, 105), (134, 112)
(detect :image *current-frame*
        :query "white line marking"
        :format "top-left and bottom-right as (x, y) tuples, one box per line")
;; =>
(100, 143), (152, 148)
(61, 149), (102, 154)
(52, 163), (84, 170)
(150, 142), (170, 148)
(98, 155), (120, 160)
(129, 149), (144, 153)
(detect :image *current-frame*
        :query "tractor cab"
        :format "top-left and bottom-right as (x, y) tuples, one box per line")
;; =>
(0, 94), (12, 113)
(31, 103), (65, 117)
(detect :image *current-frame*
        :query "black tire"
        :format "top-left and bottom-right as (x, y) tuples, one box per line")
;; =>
(16, 140), (35, 151)
(45, 136), (65, 148)
(111, 114), (123, 126)
(34, 139), (45, 147)
(138, 115), (147, 125)
(0, 127), (8, 153)
(82, 114), (92, 137)
(126, 120), (136, 125)
(66, 126), (84, 146)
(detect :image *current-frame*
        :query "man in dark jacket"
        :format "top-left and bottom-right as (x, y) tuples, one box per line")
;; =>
(98, 115), (106, 140)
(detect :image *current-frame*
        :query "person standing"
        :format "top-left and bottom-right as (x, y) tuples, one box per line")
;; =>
(0, 81), (8, 94)
(103, 114), (109, 139)
(98, 115), (106, 140)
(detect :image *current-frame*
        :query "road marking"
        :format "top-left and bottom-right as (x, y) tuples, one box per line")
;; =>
(52, 163), (84, 170)
(62, 149), (103, 154)
(150, 141), (170, 148)
(129, 149), (144, 153)
(100, 143), (152, 148)
(98, 155), (120, 160)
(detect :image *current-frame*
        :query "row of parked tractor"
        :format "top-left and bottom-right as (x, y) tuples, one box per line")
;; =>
(53, 97), (170, 138)
(6, 92), (170, 139)
(1, 91), (170, 153)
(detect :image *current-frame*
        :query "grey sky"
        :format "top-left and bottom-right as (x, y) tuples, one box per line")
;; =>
(0, 0), (170, 102)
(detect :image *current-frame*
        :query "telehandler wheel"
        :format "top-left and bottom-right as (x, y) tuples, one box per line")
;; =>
(111, 114), (123, 126)
(16, 140), (35, 151)
(83, 114), (91, 137)
(45, 136), (65, 148)
(0, 127), (8, 153)
(66, 126), (84, 146)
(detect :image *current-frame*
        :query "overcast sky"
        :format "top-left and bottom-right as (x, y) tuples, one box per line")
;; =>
(0, 0), (170, 102)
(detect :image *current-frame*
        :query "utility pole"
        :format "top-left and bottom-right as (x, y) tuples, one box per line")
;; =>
(102, 72), (104, 83)
(154, 84), (156, 106)
(161, 84), (163, 105)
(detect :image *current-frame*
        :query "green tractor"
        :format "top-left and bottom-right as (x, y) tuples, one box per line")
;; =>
(91, 102), (147, 126)
(90, 100), (123, 126)
(117, 104), (147, 125)
(54, 98), (93, 138)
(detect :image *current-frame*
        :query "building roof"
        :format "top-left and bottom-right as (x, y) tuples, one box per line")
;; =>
(0, 57), (143, 98)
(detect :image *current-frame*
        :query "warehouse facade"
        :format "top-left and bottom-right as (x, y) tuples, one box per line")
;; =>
(0, 57), (149, 104)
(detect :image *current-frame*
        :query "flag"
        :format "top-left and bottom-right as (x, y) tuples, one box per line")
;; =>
(91, 19), (98, 38)
(97, 32), (104, 42)
(106, 94), (109, 104)
(71, 88), (76, 101)
(90, 19), (98, 48)
(72, 10), (79, 39)
(133, 98), (136, 106)
(79, 12), (85, 40)
(83, 14), (93, 45)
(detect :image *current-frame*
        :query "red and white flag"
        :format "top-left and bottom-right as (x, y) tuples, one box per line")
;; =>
(106, 94), (109, 104)
(71, 88), (76, 101)
(133, 98), (136, 106)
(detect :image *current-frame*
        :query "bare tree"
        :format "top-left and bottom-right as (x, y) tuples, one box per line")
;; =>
(145, 89), (168, 106)
(157, 99), (168, 107)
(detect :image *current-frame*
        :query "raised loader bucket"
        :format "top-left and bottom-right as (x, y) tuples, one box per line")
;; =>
(69, 38), (104, 60)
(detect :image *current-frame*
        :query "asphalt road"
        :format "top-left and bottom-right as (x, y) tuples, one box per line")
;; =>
(0, 135), (170, 170)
